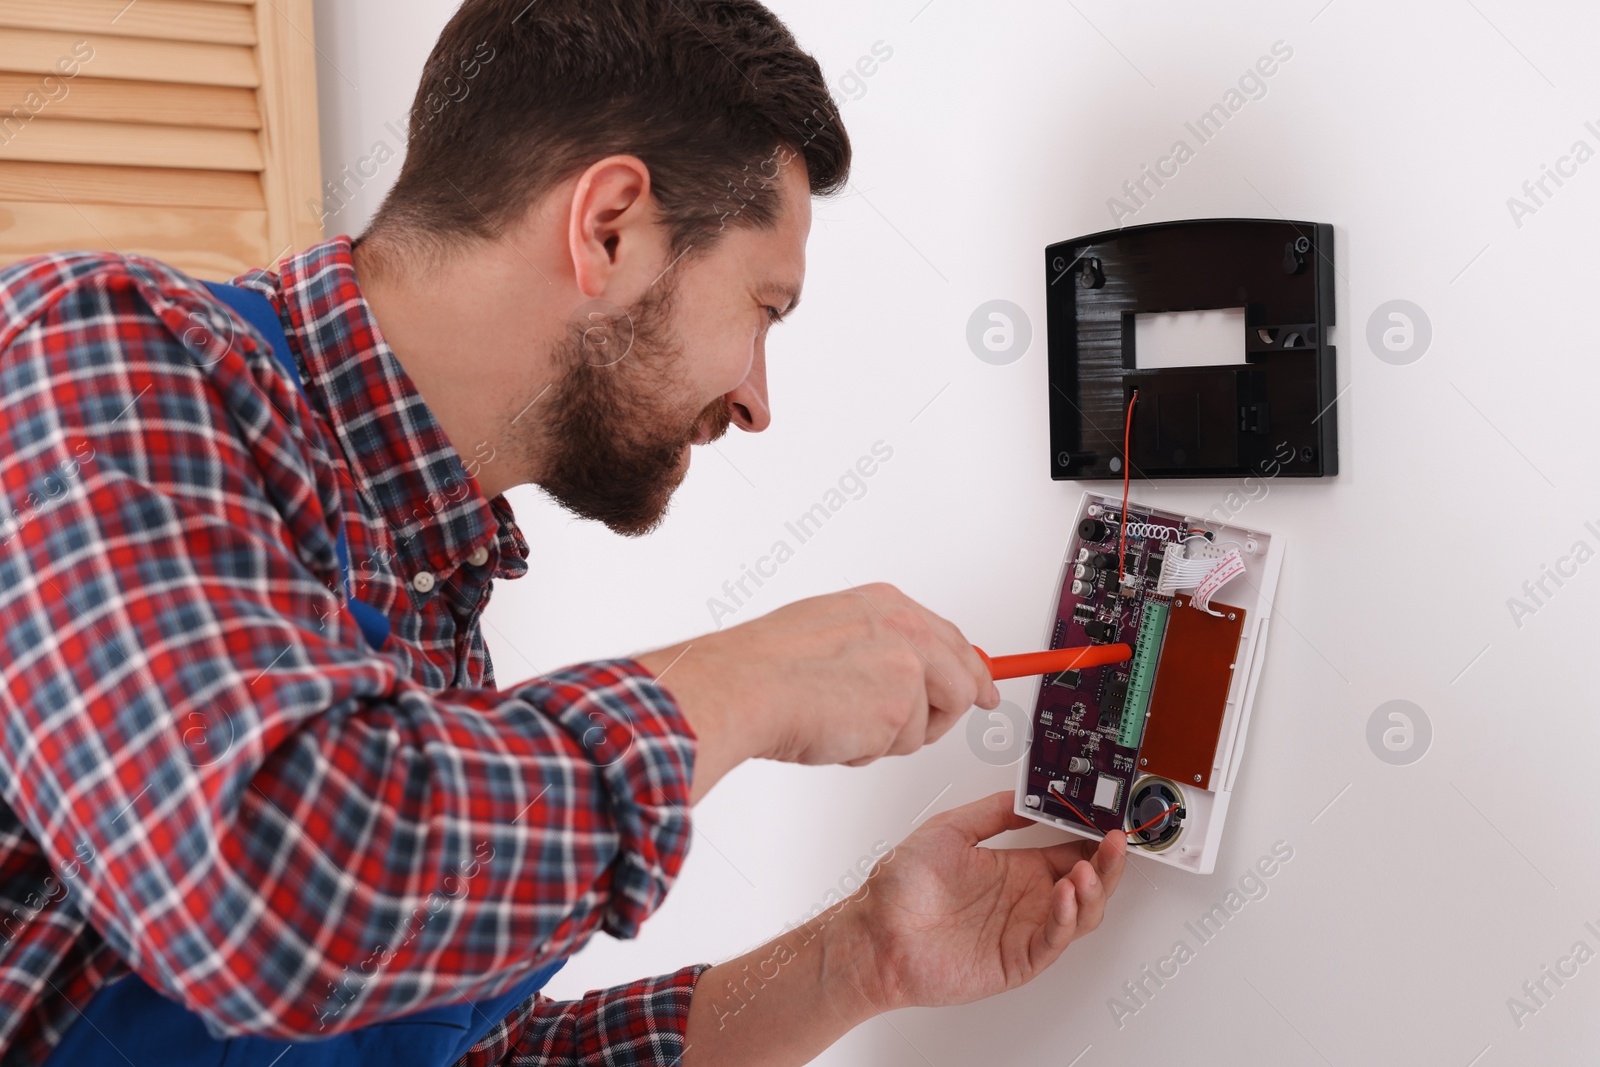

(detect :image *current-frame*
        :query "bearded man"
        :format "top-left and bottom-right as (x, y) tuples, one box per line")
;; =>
(0, 2), (1125, 1064)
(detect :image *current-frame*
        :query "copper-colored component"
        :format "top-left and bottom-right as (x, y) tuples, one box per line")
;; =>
(1137, 598), (1246, 791)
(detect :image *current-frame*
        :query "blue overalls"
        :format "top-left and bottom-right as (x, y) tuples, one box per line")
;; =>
(44, 284), (564, 1065)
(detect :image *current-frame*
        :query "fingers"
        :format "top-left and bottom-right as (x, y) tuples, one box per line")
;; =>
(928, 790), (1032, 844)
(892, 615), (981, 742)
(921, 610), (1000, 710)
(910, 603), (1000, 719)
(840, 584), (996, 761)
(1034, 877), (1079, 960)
(1039, 839), (1101, 878)
(1067, 855), (1109, 936)
(1093, 829), (1129, 897)
(864, 584), (995, 716)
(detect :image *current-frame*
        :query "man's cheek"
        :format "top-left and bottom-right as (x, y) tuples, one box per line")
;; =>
(704, 330), (761, 399)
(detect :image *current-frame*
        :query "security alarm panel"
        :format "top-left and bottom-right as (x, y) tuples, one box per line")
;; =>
(1014, 492), (1283, 874)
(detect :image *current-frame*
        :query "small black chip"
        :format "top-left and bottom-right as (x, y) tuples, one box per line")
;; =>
(1049, 669), (1081, 690)
(1145, 553), (1164, 580)
(1094, 687), (1120, 729)
(1084, 620), (1117, 643)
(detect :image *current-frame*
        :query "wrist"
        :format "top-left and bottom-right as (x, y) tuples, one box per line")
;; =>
(635, 639), (772, 802)
(817, 895), (897, 1023)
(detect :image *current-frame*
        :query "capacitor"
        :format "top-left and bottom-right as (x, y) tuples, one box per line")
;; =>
(1067, 757), (1092, 775)
(1071, 579), (1096, 597)
(1079, 518), (1110, 542)
(1073, 563), (1097, 581)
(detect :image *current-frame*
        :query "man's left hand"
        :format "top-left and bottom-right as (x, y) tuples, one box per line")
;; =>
(837, 790), (1128, 1012)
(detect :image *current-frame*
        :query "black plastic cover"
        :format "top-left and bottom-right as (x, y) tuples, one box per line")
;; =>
(1046, 218), (1338, 480)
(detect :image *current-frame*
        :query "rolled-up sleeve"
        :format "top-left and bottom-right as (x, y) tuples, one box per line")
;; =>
(458, 965), (709, 1067)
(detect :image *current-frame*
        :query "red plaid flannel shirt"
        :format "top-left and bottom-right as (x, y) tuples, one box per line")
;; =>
(0, 237), (706, 1064)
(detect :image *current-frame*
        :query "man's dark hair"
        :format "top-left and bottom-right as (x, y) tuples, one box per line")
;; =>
(362, 0), (851, 261)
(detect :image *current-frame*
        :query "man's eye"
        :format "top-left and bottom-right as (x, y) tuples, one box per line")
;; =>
(764, 306), (785, 324)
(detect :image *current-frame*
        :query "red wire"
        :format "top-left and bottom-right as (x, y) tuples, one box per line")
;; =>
(1047, 783), (1103, 836)
(1129, 801), (1179, 838)
(1119, 390), (1139, 580)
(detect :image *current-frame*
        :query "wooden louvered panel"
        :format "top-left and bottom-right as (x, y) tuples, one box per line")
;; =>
(253, 0), (321, 262)
(0, 119), (263, 171)
(0, 0), (258, 46)
(0, 75), (260, 129)
(0, 0), (321, 281)
(0, 202), (268, 278)
(0, 29), (257, 88)
(0, 162), (263, 211)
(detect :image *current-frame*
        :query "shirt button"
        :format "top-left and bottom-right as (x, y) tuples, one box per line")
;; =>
(411, 571), (436, 594)
(467, 546), (490, 567)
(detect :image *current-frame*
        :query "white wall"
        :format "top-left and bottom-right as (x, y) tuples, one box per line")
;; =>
(313, 2), (1600, 1063)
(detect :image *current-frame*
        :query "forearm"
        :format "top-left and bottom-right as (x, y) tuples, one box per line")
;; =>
(681, 905), (881, 1066)
(211, 660), (696, 1035)
(635, 641), (761, 805)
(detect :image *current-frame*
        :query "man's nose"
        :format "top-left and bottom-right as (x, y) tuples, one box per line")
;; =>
(727, 348), (770, 432)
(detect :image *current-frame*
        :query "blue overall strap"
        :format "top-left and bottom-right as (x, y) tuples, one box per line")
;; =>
(44, 958), (568, 1066)
(201, 281), (390, 653)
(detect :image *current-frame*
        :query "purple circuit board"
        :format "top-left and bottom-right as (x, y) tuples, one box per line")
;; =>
(1023, 507), (1187, 835)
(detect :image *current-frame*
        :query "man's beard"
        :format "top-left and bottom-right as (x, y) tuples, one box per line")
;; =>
(531, 283), (733, 536)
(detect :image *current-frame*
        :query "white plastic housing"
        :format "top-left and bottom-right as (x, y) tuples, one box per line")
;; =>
(1012, 491), (1284, 875)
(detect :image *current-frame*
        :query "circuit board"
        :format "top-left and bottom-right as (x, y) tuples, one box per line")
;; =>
(1018, 493), (1269, 868)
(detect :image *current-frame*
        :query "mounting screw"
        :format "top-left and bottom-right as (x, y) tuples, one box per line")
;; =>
(1193, 774), (1202, 783)
(1282, 240), (1307, 275)
(1139, 758), (1148, 766)
(1077, 257), (1105, 290)
(1228, 612), (1237, 621)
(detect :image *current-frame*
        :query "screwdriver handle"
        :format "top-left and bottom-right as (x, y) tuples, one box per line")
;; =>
(973, 643), (1133, 681)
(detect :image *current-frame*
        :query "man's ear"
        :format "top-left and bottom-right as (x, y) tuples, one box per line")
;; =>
(567, 155), (661, 300)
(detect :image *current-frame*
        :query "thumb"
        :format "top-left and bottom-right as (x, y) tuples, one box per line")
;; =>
(928, 790), (1030, 844)
(1029, 875), (1079, 972)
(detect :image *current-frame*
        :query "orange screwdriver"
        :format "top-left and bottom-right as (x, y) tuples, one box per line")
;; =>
(973, 643), (1133, 681)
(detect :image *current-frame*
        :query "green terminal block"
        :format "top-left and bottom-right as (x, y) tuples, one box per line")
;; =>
(1118, 598), (1170, 749)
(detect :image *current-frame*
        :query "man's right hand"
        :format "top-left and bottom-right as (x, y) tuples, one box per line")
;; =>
(634, 583), (1000, 801)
